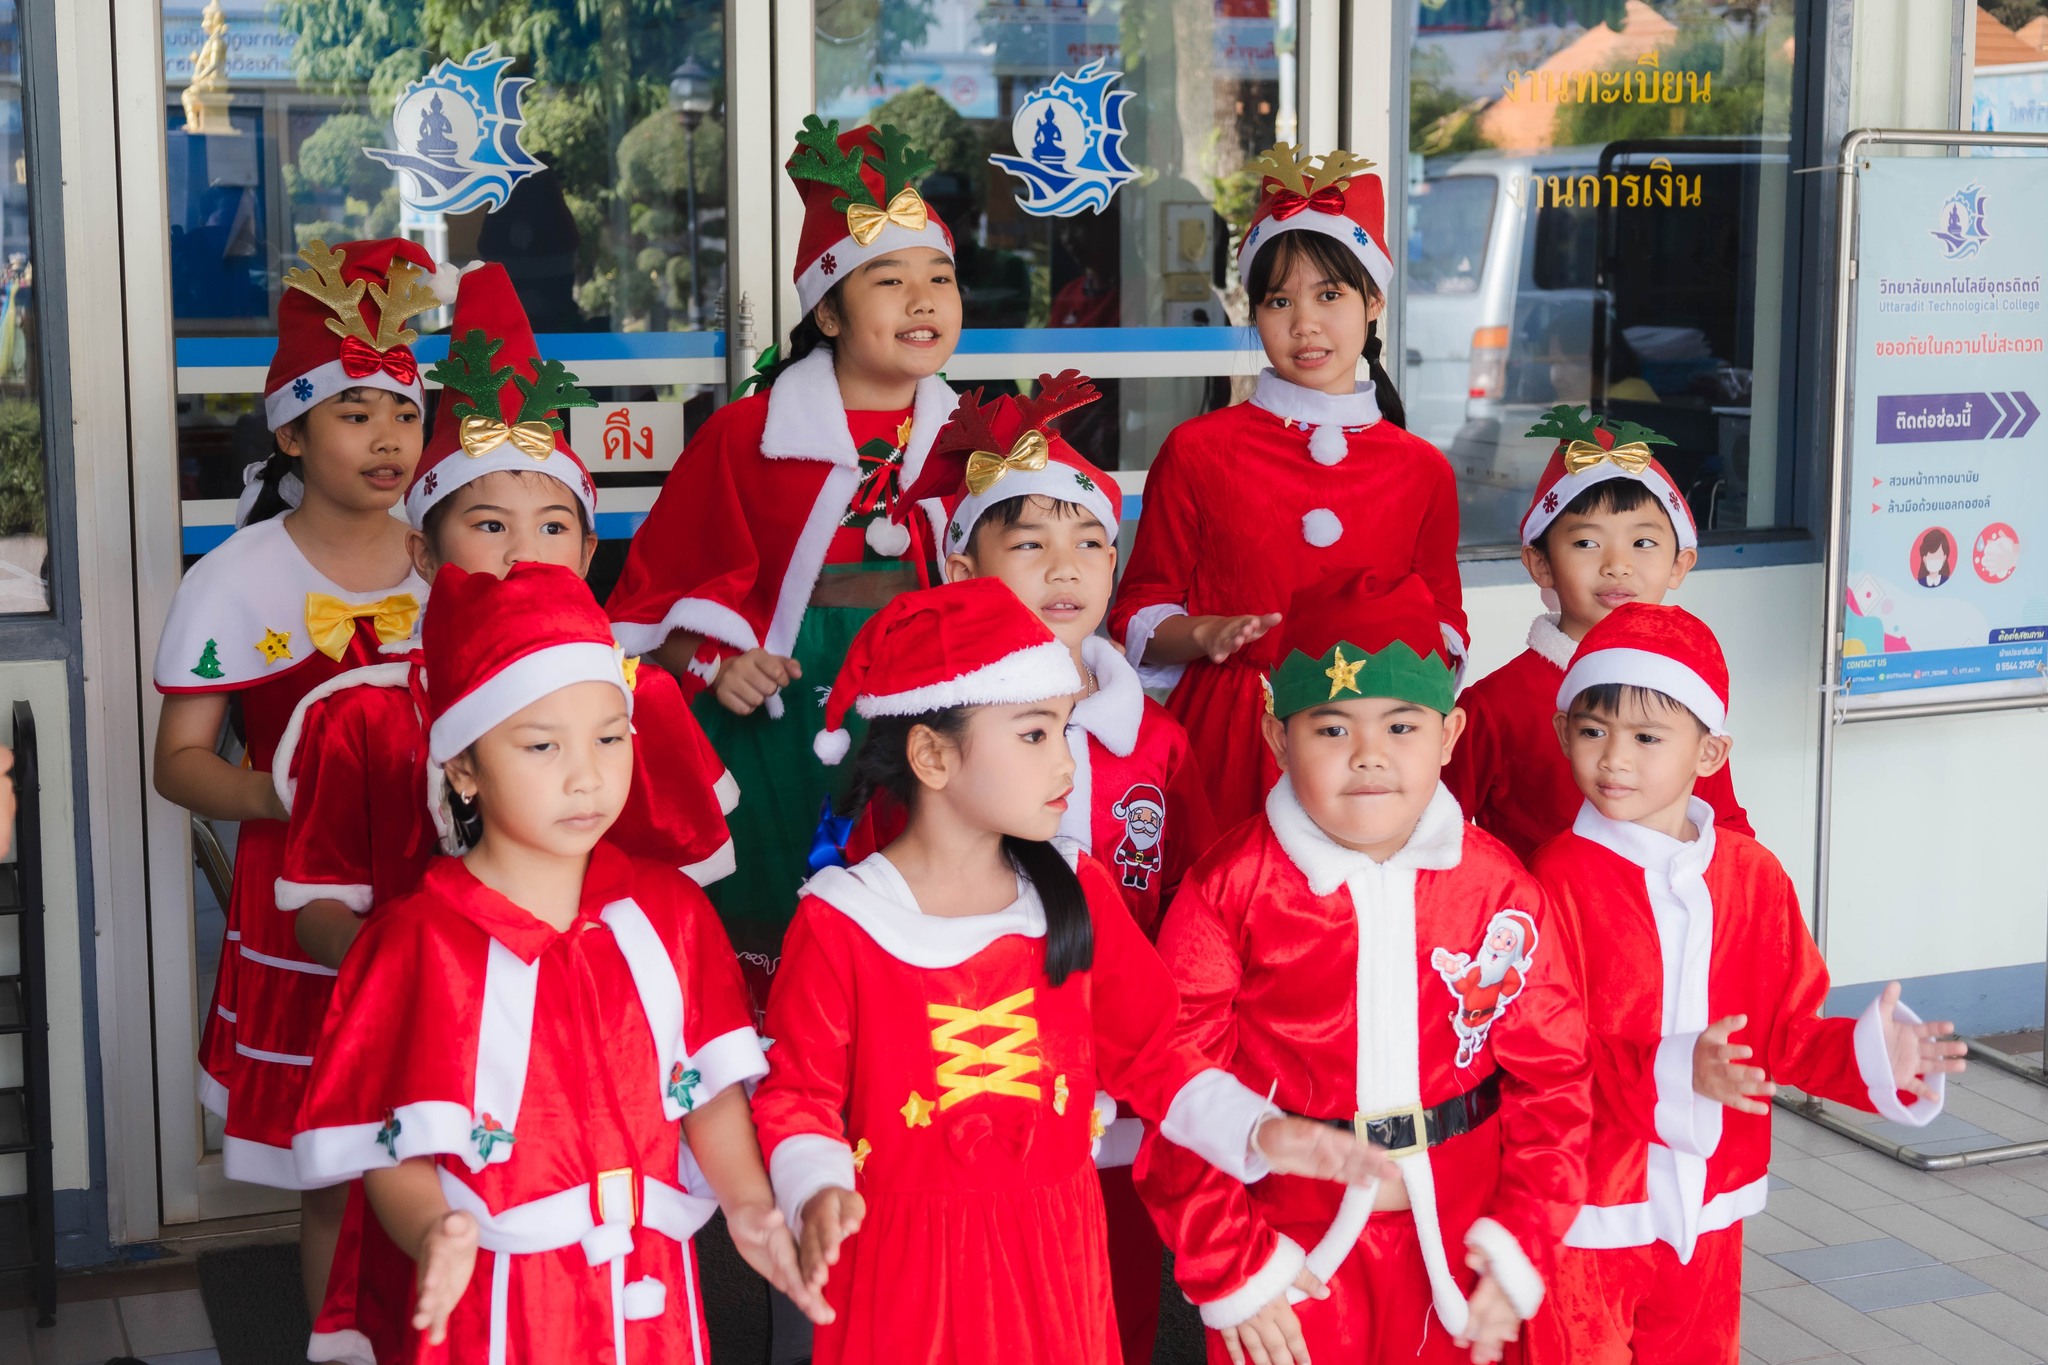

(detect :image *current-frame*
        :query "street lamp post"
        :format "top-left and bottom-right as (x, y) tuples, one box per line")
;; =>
(668, 59), (714, 330)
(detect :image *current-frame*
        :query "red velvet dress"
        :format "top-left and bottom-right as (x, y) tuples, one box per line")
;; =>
(152, 515), (429, 1187)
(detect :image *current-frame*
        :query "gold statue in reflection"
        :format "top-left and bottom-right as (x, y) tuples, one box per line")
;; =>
(182, 0), (240, 137)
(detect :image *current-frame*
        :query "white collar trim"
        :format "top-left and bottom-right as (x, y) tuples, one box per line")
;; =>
(1250, 368), (1382, 432)
(757, 346), (957, 484)
(1264, 774), (1465, 897)
(1527, 613), (1578, 671)
(803, 851), (1046, 967)
(1071, 635), (1144, 757)
(1570, 797), (1718, 878)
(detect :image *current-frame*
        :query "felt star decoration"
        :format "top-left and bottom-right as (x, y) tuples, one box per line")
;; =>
(900, 1090), (935, 1128)
(255, 627), (294, 664)
(852, 1137), (871, 1174)
(1053, 1074), (1070, 1116)
(1325, 644), (1365, 698)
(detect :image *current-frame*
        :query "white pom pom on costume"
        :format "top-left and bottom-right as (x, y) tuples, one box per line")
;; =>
(814, 728), (852, 766)
(1308, 423), (1349, 466)
(1302, 508), (1343, 547)
(865, 517), (912, 558)
(428, 258), (485, 306)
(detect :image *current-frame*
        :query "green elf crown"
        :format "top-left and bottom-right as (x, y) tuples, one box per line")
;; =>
(1268, 639), (1456, 720)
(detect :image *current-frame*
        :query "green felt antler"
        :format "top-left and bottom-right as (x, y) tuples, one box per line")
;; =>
(1524, 403), (1602, 443)
(427, 330), (514, 422)
(512, 358), (596, 431)
(871, 124), (935, 200)
(788, 114), (876, 213)
(1602, 418), (1676, 448)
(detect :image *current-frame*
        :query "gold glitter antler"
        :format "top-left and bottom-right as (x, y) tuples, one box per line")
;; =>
(1247, 143), (1318, 195)
(1306, 149), (1376, 196)
(366, 257), (440, 353)
(283, 240), (374, 347)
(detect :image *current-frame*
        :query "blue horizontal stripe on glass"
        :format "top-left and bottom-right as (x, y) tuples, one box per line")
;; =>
(954, 327), (1258, 355)
(176, 331), (728, 368)
(183, 493), (1146, 555)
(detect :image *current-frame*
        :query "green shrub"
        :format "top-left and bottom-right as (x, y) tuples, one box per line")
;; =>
(0, 397), (45, 539)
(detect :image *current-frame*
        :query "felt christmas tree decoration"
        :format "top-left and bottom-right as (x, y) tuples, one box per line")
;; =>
(405, 262), (601, 530)
(899, 369), (1123, 557)
(1237, 143), (1391, 296)
(1556, 601), (1730, 736)
(812, 578), (1081, 765)
(1518, 403), (1696, 551)
(1267, 570), (1458, 719)
(787, 116), (954, 315)
(265, 237), (449, 430)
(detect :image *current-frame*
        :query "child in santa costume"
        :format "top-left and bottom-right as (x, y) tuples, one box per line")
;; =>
(606, 116), (961, 1010)
(1137, 570), (1591, 1365)
(894, 372), (1219, 1365)
(151, 237), (441, 1312)
(1445, 407), (1750, 861)
(750, 579), (1389, 1364)
(272, 261), (738, 1364)
(1527, 605), (1963, 1365)
(1110, 144), (1467, 832)
(293, 561), (823, 1365)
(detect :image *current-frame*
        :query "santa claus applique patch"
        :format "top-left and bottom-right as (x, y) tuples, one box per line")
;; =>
(1429, 908), (1539, 1068)
(1109, 783), (1167, 890)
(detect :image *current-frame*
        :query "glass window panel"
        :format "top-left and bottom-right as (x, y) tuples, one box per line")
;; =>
(815, 0), (1299, 471)
(1404, 0), (1800, 550)
(0, 0), (47, 615)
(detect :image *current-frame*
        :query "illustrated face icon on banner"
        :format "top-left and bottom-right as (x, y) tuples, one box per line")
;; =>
(990, 58), (1140, 218)
(366, 45), (544, 216)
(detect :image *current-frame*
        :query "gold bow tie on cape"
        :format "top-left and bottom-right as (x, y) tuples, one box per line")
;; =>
(304, 593), (420, 661)
(1562, 438), (1653, 475)
(846, 186), (929, 248)
(459, 414), (557, 462)
(965, 429), (1051, 496)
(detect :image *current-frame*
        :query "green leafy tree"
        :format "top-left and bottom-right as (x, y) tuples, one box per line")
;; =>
(1551, 1), (1792, 144)
(1410, 47), (1492, 155)
(871, 86), (984, 181)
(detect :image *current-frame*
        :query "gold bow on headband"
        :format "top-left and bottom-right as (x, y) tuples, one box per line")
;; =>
(459, 414), (557, 462)
(304, 592), (419, 661)
(846, 185), (929, 248)
(964, 429), (1050, 496)
(1562, 438), (1653, 476)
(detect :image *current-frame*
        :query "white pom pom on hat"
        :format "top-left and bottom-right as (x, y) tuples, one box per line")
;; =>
(1302, 508), (1343, 548)
(813, 727), (853, 766)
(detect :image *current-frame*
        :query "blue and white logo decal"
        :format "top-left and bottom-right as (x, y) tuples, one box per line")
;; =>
(990, 59), (1139, 218)
(1931, 183), (1991, 261)
(367, 46), (544, 216)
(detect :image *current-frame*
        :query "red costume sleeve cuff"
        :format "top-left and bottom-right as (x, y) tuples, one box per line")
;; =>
(1653, 1030), (1723, 1158)
(1161, 1068), (1282, 1184)
(1466, 1216), (1544, 1320)
(1197, 1233), (1306, 1330)
(681, 837), (738, 887)
(688, 1026), (769, 1106)
(274, 879), (373, 915)
(612, 597), (760, 660)
(1854, 994), (1945, 1125)
(769, 1133), (856, 1236)
(1122, 602), (1189, 690)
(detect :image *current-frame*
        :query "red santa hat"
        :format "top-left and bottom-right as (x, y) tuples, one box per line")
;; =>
(1519, 405), (1697, 551)
(1486, 908), (1538, 961)
(1110, 783), (1164, 820)
(1236, 144), (1392, 296)
(1555, 602), (1729, 736)
(813, 579), (1080, 765)
(787, 117), (955, 317)
(1268, 570), (1458, 718)
(424, 562), (634, 765)
(265, 237), (447, 431)
(899, 370), (1121, 558)
(404, 262), (600, 529)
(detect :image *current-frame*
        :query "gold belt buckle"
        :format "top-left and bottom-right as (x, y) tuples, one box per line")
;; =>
(596, 1167), (638, 1226)
(1354, 1103), (1429, 1159)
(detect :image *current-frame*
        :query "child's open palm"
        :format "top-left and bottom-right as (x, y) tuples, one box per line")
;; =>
(1221, 1268), (1326, 1365)
(797, 1186), (865, 1293)
(1454, 1254), (1523, 1364)
(1876, 980), (1967, 1099)
(1254, 1115), (1397, 1186)
(730, 1200), (834, 1325)
(410, 1209), (479, 1345)
(1194, 613), (1283, 665)
(1693, 1014), (1776, 1115)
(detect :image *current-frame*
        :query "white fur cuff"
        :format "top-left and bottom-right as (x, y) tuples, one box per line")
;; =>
(1198, 1234), (1308, 1330)
(1653, 1030), (1724, 1159)
(274, 879), (373, 915)
(768, 1133), (856, 1236)
(1466, 1216), (1544, 1319)
(1854, 994), (1945, 1126)
(1122, 602), (1189, 690)
(1161, 1068), (1281, 1184)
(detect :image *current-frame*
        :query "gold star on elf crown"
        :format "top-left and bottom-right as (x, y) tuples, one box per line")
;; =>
(900, 1090), (934, 1128)
(255, 627), (294, 664)
(1325, 644), (1365, 699)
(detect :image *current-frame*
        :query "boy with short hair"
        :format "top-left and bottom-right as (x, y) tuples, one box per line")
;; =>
(1446, 406), (1750, 861)
(1528, 604), (1963, 1365)
(1139, 570), (1591, 1365)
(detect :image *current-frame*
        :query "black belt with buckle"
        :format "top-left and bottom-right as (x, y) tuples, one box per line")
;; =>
(1305, 1072), (1502, 1159)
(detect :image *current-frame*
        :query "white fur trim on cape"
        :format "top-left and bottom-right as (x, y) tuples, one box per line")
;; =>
(854, 639), (1082, 719)
(713, 768), (741, 815)
(153, 517), (430, 694)
(682, 836), (737, 887)
(1302, 508), (1342, 547)
(803, 851), (1050, 967)
(1121, 602), (1189, 690)
(1520, 451), (1697, 552)
(794, 218), (955, 316)
(274, 879), (372, 915)
(1557, 646), (1727, 735)
(611, 596), (761, 660)
(1527, 613), (1576, 671)
(225, 1132), (329, 1191)
(272, 659), (417, 812)
(1250, 368), (1384, 442)
(1239, 209), (1394, 294)
(429, 641), (634, 763)
(1198, 1233), (1308, 1330)
(265, 355), (425, 431)
(1264, 774), (1465, 897)
(1070, 636), (1144, 758)
(1160, 1068), (1281, 1185)
(1465, 1217), (1544, 1320)
(769, 1133), (857, 1240)
(1854, 994), (1945, 1126)
(306, 1328), (376, 1365)
(404, 444), (595, 529)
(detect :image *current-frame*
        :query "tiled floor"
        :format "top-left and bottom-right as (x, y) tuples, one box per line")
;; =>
(8, 1056), (2048, 1365)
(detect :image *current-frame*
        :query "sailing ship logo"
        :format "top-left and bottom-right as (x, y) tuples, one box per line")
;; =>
(990, 59), (1139, 218)
(1931, 183), (1991, 261)
(366, 46), (544, 215)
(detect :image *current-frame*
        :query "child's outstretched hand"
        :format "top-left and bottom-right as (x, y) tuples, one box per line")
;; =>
(410, 1209), (479, 1346)
(1220, 1268), (1326, 1365)
(713, 648), (802, 715)
(1693, 1014), (1775, 1115)
(1454, 1250), (1523, 1364)
(729, 1199), (834, 1325)
(1193, 613), (1283, 665)
(797, 1186), (865, 1292)
(1253, 1115), (1397, 1186)
(1876, 980), (1968, 1098)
